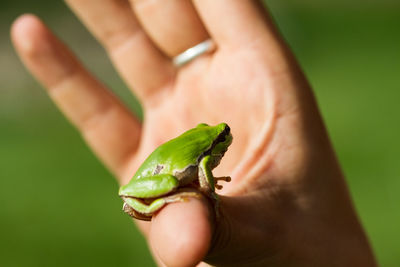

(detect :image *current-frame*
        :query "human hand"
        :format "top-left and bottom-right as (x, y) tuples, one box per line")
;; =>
(12, 1), (376, 266)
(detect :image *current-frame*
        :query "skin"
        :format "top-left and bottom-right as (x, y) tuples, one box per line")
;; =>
(11, 1), (377, 266)
(119, 123), (232, 220)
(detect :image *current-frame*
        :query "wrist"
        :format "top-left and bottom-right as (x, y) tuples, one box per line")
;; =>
(283, 175), (377, 267)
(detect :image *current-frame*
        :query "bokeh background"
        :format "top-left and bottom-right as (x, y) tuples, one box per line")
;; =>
(1, 0), (399, 266)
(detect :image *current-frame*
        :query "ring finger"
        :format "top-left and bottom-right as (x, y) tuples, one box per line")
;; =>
(130, 0), (209, 57)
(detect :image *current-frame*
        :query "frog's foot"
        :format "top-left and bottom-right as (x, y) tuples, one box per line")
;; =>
(121, 189), (203, 221)
(162, 189), (203, 204)
(214, 176), (231, 190)
(123, 202), (152, 221)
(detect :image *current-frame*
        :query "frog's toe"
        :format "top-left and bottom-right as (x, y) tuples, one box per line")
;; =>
(215, 176), (231, 182)
(215, 184), (223, 190)
(214, 176), (231, 190)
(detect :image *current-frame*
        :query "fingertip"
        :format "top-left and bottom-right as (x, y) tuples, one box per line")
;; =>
(11, 13), (78, 88)
(150, 198), (213, 267)
(12, 14), (39, 34)
(11, 14), (46, 53)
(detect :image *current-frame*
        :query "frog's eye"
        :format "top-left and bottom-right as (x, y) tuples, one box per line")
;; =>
(225, 125), (231, 134)
(216, 132), (228, 143)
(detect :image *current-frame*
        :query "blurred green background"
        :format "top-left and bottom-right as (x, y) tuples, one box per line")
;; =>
(1, 0), (399, 266)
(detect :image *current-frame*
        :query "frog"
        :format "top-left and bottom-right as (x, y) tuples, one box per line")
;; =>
(119, 123), (232, 221)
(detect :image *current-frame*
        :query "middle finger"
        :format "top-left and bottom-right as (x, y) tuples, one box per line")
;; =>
(65, 0), (175, 101)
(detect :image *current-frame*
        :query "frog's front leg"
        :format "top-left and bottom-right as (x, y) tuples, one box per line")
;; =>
(198, 155), (231, 193)
(198, 155), (231, 218)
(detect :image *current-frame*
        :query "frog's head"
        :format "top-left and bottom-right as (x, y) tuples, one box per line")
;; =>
(211, 123), (232, 158)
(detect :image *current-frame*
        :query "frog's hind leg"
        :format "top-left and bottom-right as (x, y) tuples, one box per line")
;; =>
(119, 174), (179, 198)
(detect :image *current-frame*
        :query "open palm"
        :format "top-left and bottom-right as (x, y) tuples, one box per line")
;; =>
(12, 1), (376, 266)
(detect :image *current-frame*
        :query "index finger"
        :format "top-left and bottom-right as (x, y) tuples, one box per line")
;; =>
(11, 15), (141, 179)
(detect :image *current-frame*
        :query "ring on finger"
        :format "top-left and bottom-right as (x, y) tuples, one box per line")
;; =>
(173, 39), (216, 67)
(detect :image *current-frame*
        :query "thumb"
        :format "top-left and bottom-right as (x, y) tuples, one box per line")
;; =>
(150, 197), (214, 267)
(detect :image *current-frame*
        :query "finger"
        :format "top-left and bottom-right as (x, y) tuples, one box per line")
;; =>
(11, 14), (140, 179)
(130, 0), (209, 57)
(150, 198), (213, 267)
(193, 0), (282, 48)
(65, 0), (175, 101)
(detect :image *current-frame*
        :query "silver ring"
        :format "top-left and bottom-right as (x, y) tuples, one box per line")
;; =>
(173, 39), (216, 67)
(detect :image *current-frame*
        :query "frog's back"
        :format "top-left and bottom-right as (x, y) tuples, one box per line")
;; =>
(134, 124), (225, 179)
